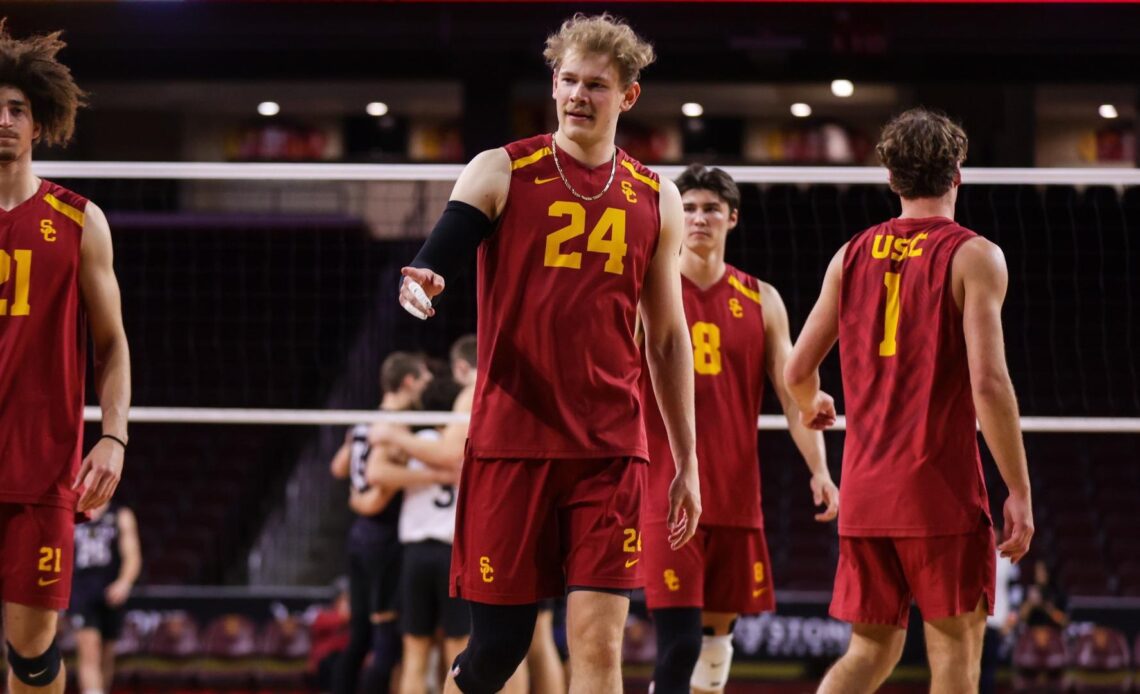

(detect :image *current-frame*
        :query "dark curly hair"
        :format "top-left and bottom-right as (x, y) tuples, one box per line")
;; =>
(876, 108), (968, 200)
(0, 19), (87, 146)
(675, 164), (741, 213)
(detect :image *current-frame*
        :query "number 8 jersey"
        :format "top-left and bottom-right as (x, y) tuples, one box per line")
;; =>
(839, 216), (990, 537)
(0, 180), (89, 509)
(468, 134), (662, 461)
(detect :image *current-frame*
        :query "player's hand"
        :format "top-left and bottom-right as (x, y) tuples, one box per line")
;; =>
(667, 462), (701, 550)
(399, 267), (446, 320)
(74, 438), (124, 513)
(810, 472), (839, 522)
(998, 491), (1034, 563)
(105, 579), (132, 607)
(799, 391), (837, 430)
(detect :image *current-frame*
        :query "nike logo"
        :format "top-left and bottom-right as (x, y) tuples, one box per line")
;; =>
(625, 558), (640, 568)
(752, 587), (767, 597)
(709, 662), (723, 669)
(27, 668), (48, 679)
(534, 176), (559, 185)
(38, 577), (61, 587)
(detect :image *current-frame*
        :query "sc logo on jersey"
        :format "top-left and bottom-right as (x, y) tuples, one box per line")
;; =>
(621, 180), (637, 203)
(663, 569), (681, 592)
(479, 556), (495, 583)
(728, 298), (744, 318)
(40, 220), (57, 243)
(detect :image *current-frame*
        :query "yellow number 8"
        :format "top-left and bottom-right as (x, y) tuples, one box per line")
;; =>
(691, 321), (722, 376)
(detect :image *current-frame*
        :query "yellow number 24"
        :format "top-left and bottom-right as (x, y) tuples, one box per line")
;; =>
(544, 201), (627, 275)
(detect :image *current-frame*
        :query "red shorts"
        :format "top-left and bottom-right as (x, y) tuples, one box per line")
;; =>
(830, 526), (996, 629)
(642, 521), (775, 614)
(1, 503), (76, 610)
(450, 457), (646, 605)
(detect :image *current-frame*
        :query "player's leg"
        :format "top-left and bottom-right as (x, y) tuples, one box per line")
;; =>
(905, 527), (996, 694)
(400, 541), (439, 694)
(526, 605), (567, 694)
(649, 607), (702, 694)
(643, 519), (705, 694)
(819, 537), (911, 693)
(4, 603), (65, 694)
(331, 547), (374, 694)
(99, 600), (124, 693)
(691, 612), (737, 694)
(925, 601), (987, 694)
(99, 640), (116, 694)
(817, 622), (906, 694)
(73, 625), (103, 694)
(561, 458), (648, 693)
(400, 635), (434, 694)
(444, 601), (539, 694)
(565, 588), (629, 694)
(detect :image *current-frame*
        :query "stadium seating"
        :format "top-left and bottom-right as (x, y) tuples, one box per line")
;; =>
(1012, 625), (1068, 692)
(1069, 626), (1132, 692)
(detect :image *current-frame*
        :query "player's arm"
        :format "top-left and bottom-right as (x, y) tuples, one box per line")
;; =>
(956, 237), (1033, 562)
(784, 244), (846, 430)
(329, 429), (352, 479)
(75, 202), (132, 512)
(760, 282), (838, 522)
(106, 507), (142, 607)
(399, 148), (510, 319)
(640, 178), (701, 549)
(364, 439), (454, 491)
(375, 386), (472, 471)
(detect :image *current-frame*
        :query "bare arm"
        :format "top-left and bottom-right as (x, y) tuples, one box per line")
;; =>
(75, 202), (131, 512)
(106, 507), (141, 606)
(377, 386), (472, 471)
(639, 178), (700, 549)
(329, 434), (351, 479)
(760, 283), (838, 522)
(784, 244), (845, 430)
(400, 148), (511, 317)
(956, 237), (1033, 561)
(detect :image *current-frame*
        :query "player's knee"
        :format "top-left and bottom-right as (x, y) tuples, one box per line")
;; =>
(451, 629), (532, 694)
(7, 639), (63, 688)
(690, 634), (734, 692)
(651, 608), (703, 694)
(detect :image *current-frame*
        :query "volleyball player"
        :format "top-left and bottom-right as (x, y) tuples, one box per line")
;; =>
(786, 108), (1034, 693)
(399, 13), (701, 693)
(329, 351), (431, 694)
(69, 503), (141, 694)
(1, 21), (131, 694)
(641, 165), (838, 694)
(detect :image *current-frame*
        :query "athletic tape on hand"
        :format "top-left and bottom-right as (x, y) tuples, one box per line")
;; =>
(400, 279), (431, 320)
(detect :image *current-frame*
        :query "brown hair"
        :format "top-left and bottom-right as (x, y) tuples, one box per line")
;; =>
(875, 107), (968, 200)
(0, 19), (87, 147)
(675, 164), (741, 214)
(380, 351), (426, 395)
(543, 13), (656, 88)
(449, 334), (477, 369)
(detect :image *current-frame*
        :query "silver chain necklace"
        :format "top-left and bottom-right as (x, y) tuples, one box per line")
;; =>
(550, 134), (618, 202)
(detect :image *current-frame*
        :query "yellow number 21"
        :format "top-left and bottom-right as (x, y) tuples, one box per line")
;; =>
(0, 249), (32, 317)
(544, 201), (627, 275)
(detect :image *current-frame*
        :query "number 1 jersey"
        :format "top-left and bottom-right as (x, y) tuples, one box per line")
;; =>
(468, 134), (662, 460)
(839, 216), (990, 537)
(0, 180), (89, 509)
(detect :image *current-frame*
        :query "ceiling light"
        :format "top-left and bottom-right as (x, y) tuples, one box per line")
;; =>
(366, 102), (389, 117)
(1099, 104), (1119, 119)
(790, 103), (812, 118)
(257, 101), (280, 117)
(831, 79), (855, 98)
(681, 102), (704, 118)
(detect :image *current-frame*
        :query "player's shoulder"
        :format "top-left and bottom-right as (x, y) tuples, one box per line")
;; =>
(724, 264), (764, 306)
(617, 150), (662, 193)
(501, 133), (553, 171)
(954, 234), (1005, 270)
(39, 179), (90, 229)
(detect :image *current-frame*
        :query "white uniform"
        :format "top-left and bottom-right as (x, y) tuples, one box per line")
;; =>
(398, 429), (457, 544)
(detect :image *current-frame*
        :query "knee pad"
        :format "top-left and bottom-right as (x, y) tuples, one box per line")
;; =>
(651, 608), (703, 694)
(690, 634), (734, 691)
(369, 621), (401, 673)
(451, 602), (537, 694)
(7, 639), (62, 688)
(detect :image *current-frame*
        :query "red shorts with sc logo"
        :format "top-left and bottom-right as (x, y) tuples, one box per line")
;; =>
(0, 503), (76, 610)
(450, 457), (647, 605)
(642, 520), (775, 614)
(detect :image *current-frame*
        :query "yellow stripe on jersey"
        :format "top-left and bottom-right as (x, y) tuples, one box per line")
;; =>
(43, 193), (85, 227)
(728, 275), (762, 305)
(510, 147), (552, 171)
(620, 160), (660, 191)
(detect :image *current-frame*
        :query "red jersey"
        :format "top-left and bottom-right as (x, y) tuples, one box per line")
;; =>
(642, 265), (767, 527)
(0, 179), (89, 509)
(838, 216), (990, 537)
(468, 134), (662, 459)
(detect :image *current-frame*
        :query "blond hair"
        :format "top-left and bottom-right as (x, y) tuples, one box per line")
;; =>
(543, 13), (656, 87)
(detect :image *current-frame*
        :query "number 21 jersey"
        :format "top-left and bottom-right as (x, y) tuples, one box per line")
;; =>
(0, 180), (89, 509)
(839, 216), (989, 537)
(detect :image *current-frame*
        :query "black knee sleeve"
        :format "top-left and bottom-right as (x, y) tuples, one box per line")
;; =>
(370, 621), (402, 676)
(650, 608), (703, 694)
(451, 602), (538, 694)
(7, 639), (62, 688)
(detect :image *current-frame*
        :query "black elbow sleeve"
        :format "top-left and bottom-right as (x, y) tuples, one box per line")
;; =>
(408, 200), (494, 280)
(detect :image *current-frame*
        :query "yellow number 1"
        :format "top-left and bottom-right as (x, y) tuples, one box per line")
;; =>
(879, 271), (900, 357)
(0, 249), (32, 316)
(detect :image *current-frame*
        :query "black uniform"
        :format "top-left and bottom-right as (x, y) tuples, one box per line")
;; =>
(69, 507), (125, 639)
